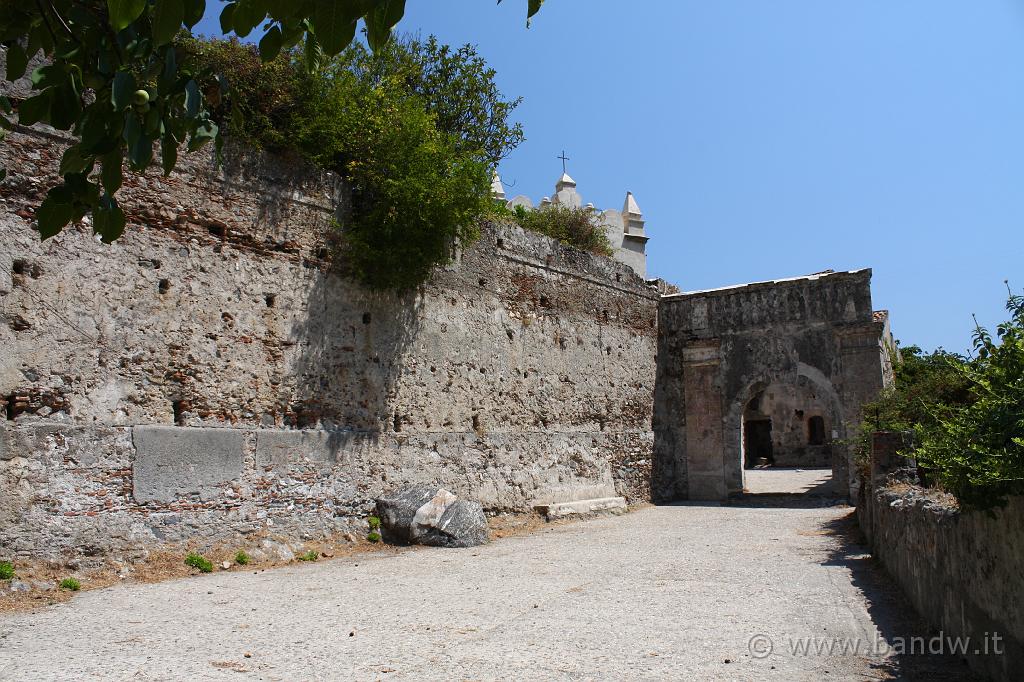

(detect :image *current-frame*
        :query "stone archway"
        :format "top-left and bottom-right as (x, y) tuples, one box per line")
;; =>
(727, 369), (846, 495)
(652, 269), (892, 503)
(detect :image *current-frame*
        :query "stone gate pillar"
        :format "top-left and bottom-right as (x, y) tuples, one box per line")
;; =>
(682, 340), (727, 501)
(836, 323), (886, 502)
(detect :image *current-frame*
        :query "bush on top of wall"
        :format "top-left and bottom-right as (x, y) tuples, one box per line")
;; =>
(180, 35), (523, 291)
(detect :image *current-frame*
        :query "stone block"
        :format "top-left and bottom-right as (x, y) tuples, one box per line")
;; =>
(534, 496), (627, 518)
(254, 429), (345, 467)
(132, 425), (244, 503)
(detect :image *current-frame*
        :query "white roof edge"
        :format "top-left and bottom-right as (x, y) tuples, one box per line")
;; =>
(663, 268), (871, 298)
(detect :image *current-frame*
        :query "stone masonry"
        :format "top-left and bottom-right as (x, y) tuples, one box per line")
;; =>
(0, 126), (658, 560)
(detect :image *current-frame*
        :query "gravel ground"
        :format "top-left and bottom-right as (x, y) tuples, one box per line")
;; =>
(0, 490), (978, 681)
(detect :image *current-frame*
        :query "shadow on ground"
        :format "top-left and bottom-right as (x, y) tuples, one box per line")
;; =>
(817, 512), (982, 681)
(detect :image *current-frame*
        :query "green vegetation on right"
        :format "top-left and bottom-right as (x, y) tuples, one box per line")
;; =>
(859, 287), (1024, 511)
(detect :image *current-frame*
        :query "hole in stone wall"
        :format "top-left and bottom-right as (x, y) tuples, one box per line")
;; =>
(208, 224), (226, 238)
(496, 238), (504, 248)
(539, 295), (550, 307)
(171, 400), (184, 426)
(12, 259), (28, 275)
(265, 294), (276, 308)
(602, 310), (609, 322)
(362, 312), (371, 324)
(472, 414), (481, 432)
(5, 395), (15, 421)
(393, 412), (402, 432)
(615, 273), (621, 282)
(478, 278), (487, 287)
(158, 279), (170, 294)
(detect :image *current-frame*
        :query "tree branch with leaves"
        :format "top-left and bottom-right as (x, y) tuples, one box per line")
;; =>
(0, 0), (543, 242)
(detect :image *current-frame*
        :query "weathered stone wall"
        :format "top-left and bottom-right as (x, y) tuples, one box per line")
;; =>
(859, 487), (1024, 682)
(652, 271), (888, 501)
(0, 126), (658, 559)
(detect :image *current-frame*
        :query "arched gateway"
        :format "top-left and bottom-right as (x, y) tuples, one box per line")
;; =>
(651, 269), (895, 502)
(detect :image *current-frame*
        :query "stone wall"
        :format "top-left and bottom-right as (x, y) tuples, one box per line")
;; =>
(0, 126), (658, 560)
(653, 271), (889, 501)
(859, 487), (1024, 681)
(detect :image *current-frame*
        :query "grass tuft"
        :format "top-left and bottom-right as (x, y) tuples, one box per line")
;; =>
(184, 552), (214, 573)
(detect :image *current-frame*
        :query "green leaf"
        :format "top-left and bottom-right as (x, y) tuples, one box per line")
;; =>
(18, 91), (52, 126)
(59, 144), (93, 176)
(101, 147), (124, 194)
(219, 2), (237, 32)
(187, 120), (217, 152)
(158, 45), (178, 94)
(36, 189), (76, 239)
(49, 83), (82, 130)
(161, 133), (178, 175)
(183, 0), (206, 28)
(112, 71), (136, 110)
(152, 0), (185, 46)
(258, 25), (283, 61)
(5, 43), (28, 81)
(365, 0), (405, 51)
(30, 64), (68, 90)
(94, 194), (126, 243)
(123, 112), (142, 145)
(313, 0), (361, 55)
(107, 0), (148, 31)
(232, 0), (268, 38)
(129, 130), (153, 169)
(184, 79), (200, 118)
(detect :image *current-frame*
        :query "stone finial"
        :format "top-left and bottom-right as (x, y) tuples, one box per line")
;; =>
(555, 172), (576, 191)
(622, 191), (645, 235)
(552, 172), (582, 209)
(490, 171), (506, 201)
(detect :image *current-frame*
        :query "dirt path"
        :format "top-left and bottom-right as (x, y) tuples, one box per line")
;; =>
(0, 492), (977, 681)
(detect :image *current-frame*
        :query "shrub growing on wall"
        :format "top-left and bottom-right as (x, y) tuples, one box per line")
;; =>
(297, 70), (491, 289)
(185, 35), (520, 291)
(499, 204), (613, 257)
(915, 289), (1024, 510)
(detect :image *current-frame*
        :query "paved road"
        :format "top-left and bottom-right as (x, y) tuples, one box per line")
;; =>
(0, 487), (976, 681)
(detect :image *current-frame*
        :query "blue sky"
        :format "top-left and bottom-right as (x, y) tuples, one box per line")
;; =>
(197, 1), (1024, 353)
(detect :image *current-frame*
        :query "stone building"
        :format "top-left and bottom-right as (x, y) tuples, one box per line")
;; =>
(652, 270), (896, 503)
(496, 171), (650, 277)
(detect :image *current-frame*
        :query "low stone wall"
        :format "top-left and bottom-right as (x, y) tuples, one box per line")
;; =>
(859, 487), (1024, 681)
(0, 125), (658, 561)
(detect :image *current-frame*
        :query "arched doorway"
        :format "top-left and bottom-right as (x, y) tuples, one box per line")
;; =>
(742, 391), (774, 469)
(733, 372), (844, 495)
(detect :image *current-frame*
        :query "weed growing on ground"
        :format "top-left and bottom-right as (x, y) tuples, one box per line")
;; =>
(234, 550), (251, 566)
(184, 552), (214, 573)
(0, 561), (14, 580)
(298, 551), (319, 562)
(59, 578), (81, 591)
(367, 532), (382, 543)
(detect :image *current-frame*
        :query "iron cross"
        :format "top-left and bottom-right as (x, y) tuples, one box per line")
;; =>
(558, 150), (570, 174)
